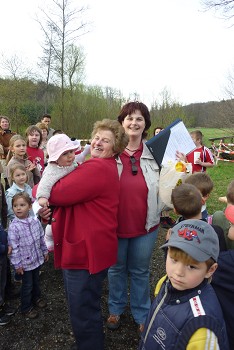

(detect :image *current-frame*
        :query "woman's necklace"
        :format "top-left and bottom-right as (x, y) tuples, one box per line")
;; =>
(125, 147), (139, 152)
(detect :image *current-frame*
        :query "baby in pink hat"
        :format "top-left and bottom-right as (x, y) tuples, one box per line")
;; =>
(36, 134), (79, 250)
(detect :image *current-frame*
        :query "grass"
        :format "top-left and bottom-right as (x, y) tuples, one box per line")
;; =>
(187, 127), (234, 146)
(183, 127), (234, 214)
(206, 161), (233, 214)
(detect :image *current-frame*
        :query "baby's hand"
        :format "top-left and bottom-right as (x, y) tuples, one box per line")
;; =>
(38, 197), (49, 207)
(8, 246), (12, 255)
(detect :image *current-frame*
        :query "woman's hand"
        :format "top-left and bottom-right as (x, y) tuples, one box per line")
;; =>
(38, 206), (51, 223)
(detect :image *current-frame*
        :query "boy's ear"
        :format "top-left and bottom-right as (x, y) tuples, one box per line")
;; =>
(201, 194), (210, 204)
(173, 208), (179, 214)
(203, 194), (210, 200)
(205, 263), (218, 279)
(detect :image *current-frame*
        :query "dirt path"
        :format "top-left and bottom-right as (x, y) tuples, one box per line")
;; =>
(0, 229), (166, 350)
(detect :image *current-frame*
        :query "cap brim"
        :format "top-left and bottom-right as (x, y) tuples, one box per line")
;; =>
(160, 240), (213, 262)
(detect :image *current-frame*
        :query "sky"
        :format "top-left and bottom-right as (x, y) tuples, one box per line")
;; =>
(1, 0), (234, 106)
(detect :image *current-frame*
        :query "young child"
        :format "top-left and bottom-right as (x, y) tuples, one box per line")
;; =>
(171, 183), (227, 252)
(212, 180), (234, 250)
(5, 164), (33, 221)
(36, 134), (78, 250)
(0, 225), (16, 326)
(139, 219), (229, 350)
(25, 125), (44, 175)
(7, 192), (49, 319)
(185, 172), (214, 221)
(186, 130), (214, 173)
(6, 134), (41, 188)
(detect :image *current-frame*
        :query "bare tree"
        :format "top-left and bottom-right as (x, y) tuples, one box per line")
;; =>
(37, 0), (90, 129)
(201, 0), (234, 20)
(63, 43), (86, 94)
(0, 54), (34, 131)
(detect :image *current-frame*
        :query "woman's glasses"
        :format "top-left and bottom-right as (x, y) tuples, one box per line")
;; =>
(130, 156), (138, 175)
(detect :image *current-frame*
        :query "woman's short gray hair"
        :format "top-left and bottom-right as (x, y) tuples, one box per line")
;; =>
(91, 119), (128, 156)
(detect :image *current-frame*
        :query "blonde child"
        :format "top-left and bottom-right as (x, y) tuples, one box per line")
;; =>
(8, 192), (48, 319)
(5, 164), (33, 221)
(139, 219), (229, 350)
(36, 134), (78, 250)
(6, 135), (41, 188)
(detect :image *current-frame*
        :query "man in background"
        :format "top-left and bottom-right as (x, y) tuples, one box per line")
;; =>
(40, 114), (54, 139)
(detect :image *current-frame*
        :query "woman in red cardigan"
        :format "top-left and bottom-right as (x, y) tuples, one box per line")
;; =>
(42, 119), (128, 350)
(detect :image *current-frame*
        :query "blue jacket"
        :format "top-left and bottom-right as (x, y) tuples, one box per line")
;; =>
(139, 278), (229, 350)
(212, 250), (234, 349)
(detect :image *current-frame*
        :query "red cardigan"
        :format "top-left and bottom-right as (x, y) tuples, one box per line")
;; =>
(49, 157), (120, 274)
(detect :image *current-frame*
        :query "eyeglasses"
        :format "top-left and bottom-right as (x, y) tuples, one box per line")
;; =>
(130, 156), (138, 175)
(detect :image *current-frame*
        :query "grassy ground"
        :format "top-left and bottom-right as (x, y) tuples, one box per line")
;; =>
(206, 161), (233, 214)
(184, 127), (234, 214)
(188, 127), (234, 146)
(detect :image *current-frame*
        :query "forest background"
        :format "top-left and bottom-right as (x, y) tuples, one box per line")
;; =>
(1, 0), (234, 140)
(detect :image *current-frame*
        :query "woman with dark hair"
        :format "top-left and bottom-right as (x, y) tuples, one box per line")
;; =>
(107, 102), (162, 333)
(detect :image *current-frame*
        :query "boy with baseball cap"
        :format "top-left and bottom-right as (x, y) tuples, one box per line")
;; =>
(139, 219), (229, 350)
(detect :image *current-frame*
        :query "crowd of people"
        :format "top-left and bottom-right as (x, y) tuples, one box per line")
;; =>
(0, 107), (233, 350)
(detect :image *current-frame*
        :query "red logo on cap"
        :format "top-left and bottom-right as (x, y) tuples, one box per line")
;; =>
(178, 228), (201, 243)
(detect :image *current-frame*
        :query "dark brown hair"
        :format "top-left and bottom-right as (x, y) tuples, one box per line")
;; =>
(41, 114), (51, 120)
(12, 192), (32, 207)
(25, 125), (42, 147)
(153, 126), (163, 135)
(117, 101), (151, 139)
(185, 172), (214, 197)
(171, 183), (202, 219)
